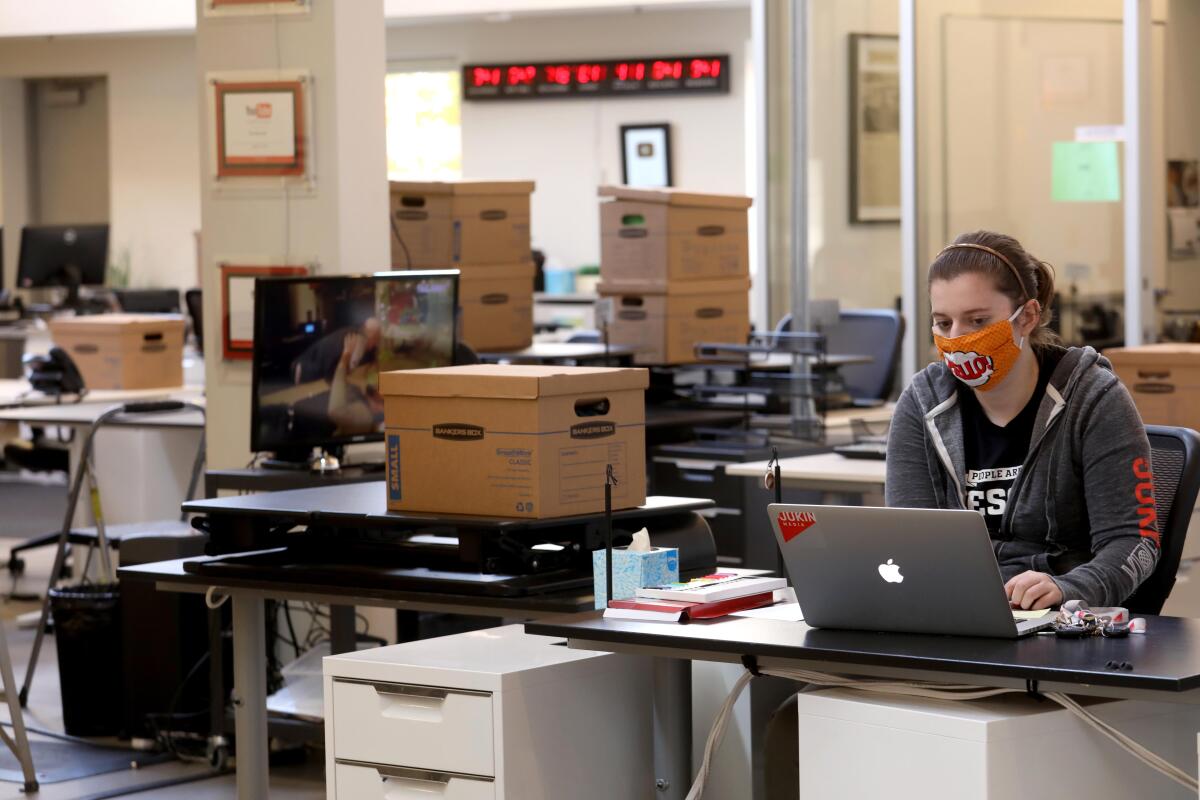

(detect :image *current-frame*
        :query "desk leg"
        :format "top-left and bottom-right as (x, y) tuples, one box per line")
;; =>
(232, 596), (269, 800)
(329, 605), (355, 655)
(653, 657), (691, 799)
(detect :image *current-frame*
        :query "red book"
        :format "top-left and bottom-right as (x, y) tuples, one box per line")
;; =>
(604, 591), (776, 622)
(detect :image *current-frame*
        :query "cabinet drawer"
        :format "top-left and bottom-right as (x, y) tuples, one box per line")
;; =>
(331, 680), (494, 775)
(335, 761), (496, 800)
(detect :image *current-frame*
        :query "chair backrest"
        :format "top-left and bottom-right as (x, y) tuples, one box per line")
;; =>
(184, 288), (203, 354)
(775, 309), (905, 402)
(1124, 425), (1200, 614)
(566, 329), (601, 344)
(115, 288), (181, 314)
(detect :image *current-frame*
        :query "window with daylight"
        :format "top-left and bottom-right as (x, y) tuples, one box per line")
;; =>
(385, 69), (462, 180)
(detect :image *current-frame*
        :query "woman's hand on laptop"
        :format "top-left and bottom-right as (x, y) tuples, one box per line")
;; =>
(1005, 571), (1063, 610)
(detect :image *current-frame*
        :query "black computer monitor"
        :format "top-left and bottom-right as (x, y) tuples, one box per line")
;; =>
(250, 270), (459, 465)
(17, 224), (109, 305)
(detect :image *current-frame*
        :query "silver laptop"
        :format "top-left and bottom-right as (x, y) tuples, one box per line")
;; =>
(768, 504), (1056, 638)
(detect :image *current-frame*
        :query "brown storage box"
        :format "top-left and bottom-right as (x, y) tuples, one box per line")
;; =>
(1106, 344), (1200, 431)
(49, 314), (184, 390)
(599, 279), (751, 365)
(389, 180), (534, 267)
(382, 365), (648, 518)
(599, 185), (752, 289)
(458, 262), (535, 353)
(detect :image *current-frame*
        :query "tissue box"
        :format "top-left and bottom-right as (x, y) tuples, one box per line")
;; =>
(593, 546), (679, 609)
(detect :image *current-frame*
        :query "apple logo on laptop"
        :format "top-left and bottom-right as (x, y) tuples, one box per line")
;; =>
(878, 559), (904, 584)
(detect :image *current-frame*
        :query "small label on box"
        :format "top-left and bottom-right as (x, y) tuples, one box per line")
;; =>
(387, 434), (402, 501)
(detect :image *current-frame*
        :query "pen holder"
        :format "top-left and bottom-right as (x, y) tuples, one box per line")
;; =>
(592, 546), (679, 609)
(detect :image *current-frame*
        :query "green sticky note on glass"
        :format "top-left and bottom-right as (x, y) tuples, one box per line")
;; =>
(1052, 141), (1121, 202)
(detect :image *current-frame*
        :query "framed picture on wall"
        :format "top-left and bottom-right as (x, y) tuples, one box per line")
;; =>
(849, 34), (900, 224)
(213, 79), (307, 178)
(220, 263), (309, 360)
(621, 123), (673, 188)
(204, 0), (308, 17)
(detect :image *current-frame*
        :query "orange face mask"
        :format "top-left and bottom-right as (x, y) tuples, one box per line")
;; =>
(933, 306), (1025, 392)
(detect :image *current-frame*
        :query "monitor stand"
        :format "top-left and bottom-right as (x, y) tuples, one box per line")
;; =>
(260, 445), (344, 472)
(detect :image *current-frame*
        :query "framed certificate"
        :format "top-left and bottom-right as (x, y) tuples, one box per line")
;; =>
(220, 263), (309, 360)
(204, 0), (308, 16)
(214, 80), (306, 178)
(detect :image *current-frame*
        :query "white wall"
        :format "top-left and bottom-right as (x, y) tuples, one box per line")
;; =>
(0, 35), (200, 290)
(386, 7), (752, 271)
(808, 0), (900, 312)
(30, 78), (110, 225)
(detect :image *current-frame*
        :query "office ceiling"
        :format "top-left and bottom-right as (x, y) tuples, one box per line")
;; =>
(0, 0), (748, 39)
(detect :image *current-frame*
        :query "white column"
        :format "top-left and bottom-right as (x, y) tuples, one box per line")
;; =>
(195, 0), (388, 469)
(899, 0), (918, 380)
(0, 78), (32, 292)
(1123, 0), (1154, 346)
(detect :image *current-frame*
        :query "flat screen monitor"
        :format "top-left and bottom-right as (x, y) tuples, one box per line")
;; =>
(17, 224), (109, 290)
(250, 270), (459, 460)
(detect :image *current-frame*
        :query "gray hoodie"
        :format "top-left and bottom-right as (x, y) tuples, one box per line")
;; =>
(885, 345), (1160, 606)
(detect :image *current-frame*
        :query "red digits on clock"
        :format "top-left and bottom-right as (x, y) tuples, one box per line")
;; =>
(507, 65), (536, 86)
(689, 59), (722, 79)
(616, 62), (646, 81)
(543, 65), (571, 85)
(472, 67), (501, 87)
(652, 60), (683, 81)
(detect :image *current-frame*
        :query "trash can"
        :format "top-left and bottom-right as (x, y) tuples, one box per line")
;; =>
(49, 583), (123, 737)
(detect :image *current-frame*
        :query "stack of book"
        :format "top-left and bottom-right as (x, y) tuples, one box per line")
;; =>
(604, 572), (787, 622)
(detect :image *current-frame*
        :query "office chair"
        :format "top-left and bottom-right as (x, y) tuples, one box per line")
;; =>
(114, 288), (181, 314)
(565, 329), (602, 344)
(184, 288), (203, 354)
(20, 400), (206, 706)
(775, 309), (906, 403)
(1124, 424), (1200, 615)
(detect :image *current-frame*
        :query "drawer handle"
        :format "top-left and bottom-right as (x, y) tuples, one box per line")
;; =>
(373, 765), (493, 799)
(1137, 369), (1170, 379)
(373, 685), (451, 722)
(1133, 383), (1175, 395)
(384, 776), (449, 799)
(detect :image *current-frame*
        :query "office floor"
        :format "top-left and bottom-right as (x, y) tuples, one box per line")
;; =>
(0, 469), (325, 798)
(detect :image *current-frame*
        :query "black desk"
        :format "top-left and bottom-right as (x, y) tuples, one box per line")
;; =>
(526, 614), (1200, 799)
(477, 342), (638, 365)
(131, 487), (715, 800)
(203, 465), (382, 498)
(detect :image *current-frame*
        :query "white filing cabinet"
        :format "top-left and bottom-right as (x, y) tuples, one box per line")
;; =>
(797, 688), (1200, 800)
(323, 625), (652, 800)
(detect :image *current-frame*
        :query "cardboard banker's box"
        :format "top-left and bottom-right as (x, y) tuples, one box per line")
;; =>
(389, 180), (534, 268)
(599, 185), (751, 289)
(1106, 344), (1200, 432)
(382, 365), (649, 518)
(48, 313), (185, 390)
(599, 278), (751, 365)
(458, 262), (535, 352)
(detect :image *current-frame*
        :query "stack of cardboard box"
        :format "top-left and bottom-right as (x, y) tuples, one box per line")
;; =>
(596, 186), (752, 365)
(388, 180), (536, 352)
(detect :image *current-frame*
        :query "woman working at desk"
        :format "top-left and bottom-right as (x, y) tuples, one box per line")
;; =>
(885, 230), (1159, 610)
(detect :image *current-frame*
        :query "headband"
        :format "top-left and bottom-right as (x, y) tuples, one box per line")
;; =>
(936, 243), (1031, 302)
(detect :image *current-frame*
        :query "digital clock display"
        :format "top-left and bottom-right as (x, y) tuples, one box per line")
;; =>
(462, 55), (729, 101)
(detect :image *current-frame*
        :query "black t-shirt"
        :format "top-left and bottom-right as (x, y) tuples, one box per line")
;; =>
(959, 351), (1060, 533)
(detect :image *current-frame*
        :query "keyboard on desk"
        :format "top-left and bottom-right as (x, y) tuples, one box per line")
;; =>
(832, 442), (888, 461)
